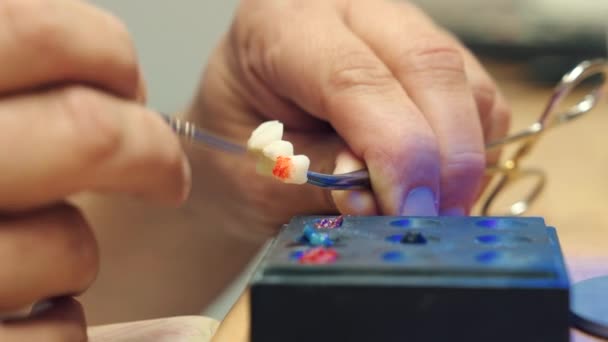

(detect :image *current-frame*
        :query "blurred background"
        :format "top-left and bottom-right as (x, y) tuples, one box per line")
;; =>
(410, 0), (607, 83)
(91, 0), (607, 114)
(91, 0), (606, 322)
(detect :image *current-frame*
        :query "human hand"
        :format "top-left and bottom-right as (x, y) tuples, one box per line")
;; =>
(186, 0), (510, 238)
(88, 316), (218, 342)
(0, 0), (189, 339)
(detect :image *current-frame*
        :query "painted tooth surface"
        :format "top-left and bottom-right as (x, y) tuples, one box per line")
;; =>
(285, 155), (310, 184)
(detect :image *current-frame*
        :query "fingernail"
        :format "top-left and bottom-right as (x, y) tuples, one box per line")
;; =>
(440, 207), (465, 216)
(401, 187), (438, 216)
(180, 154), (192, 202)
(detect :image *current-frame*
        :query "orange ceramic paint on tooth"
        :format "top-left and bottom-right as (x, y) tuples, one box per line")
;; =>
(248, 121), (309, 185)
(272, 156), (293, 181)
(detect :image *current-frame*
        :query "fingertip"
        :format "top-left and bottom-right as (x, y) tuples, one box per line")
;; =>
(331, 190), (378, 216)
(401, 186), (438, 216)
(100, 106), (192, 207)
(331, 149), (378, 215)
(334, 149), (365, 173)
(363, 135), (441, 216)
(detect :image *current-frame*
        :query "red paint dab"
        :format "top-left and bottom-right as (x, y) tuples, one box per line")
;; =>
(299, 247), (338, 264)
(272, 156), (293, 180)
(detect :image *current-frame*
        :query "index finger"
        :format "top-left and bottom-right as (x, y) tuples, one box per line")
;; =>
(232, 2), (440, 215)
(0, 86), (190, 210)
(0, 0), (140, 98)
(346, 0), (486, 215)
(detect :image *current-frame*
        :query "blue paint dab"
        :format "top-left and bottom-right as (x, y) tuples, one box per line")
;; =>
(390, 219), (411, 228)
(382, 251), (404, 262)
(476, 218), (499, 228)
(303, 224), (316, 236)
(301, 225), (333, 247)
(476, 235), (501, 244)
(290, 250), (305, 260)
(386, 234), (404, 243)
(475, 250), (500, 263)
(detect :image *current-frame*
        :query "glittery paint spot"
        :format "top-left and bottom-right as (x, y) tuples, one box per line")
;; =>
(272, 156), (293, 180)
(314, 216), (344, 229)
(299, 247), (338, 264)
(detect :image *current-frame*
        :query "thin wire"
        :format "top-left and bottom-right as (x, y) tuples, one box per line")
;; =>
(158, 112), (246, 154)
(158, 112), (371, 189)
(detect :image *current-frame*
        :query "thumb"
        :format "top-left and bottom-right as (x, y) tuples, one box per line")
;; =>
(331, 150), (378, 216)
(88, 316), (219, 342)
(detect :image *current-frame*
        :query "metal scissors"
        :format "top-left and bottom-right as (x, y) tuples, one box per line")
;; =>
(160, 58), (607, 216)
(480, 58), (607, 216)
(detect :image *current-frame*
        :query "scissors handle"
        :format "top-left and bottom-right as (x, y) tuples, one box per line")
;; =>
(481, 167), (546, 216)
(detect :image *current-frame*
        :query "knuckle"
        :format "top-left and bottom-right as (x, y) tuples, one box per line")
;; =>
(59, 86), (123, 167)
(491, 95), (512, 138)
(442, 150), (486, 205)
(444, 150), (486, 180)
(402, 42), (466, 82)
(325, 51), (397, 95)
(321, 51), (399, 115)
(55, 204), (99, 291)
(474, 82), (512, 143)
(472, 82), (499, 139)
(472, 82), (498, 113)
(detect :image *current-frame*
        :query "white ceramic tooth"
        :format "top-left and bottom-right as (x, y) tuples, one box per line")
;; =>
(255, 157), (275, 176)
(247, 120), (283, 153)
(250, 120), (278, 138)
(263, 140), (294, 159)
(284, 155), (309, 184)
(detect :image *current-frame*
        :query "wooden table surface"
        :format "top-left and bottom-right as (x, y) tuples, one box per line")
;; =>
(211, 58), (608, 342)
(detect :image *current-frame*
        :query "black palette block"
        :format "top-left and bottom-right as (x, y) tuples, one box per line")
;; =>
(249, 216), (571, 342)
